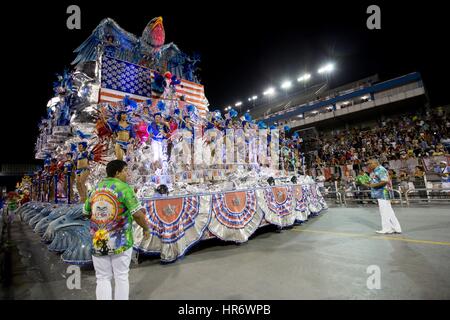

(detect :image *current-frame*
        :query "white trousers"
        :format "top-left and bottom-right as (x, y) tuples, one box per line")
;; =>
(377, 199), (402, 232)
(92, 248), (133, 300)
(151, 140), (164, 162)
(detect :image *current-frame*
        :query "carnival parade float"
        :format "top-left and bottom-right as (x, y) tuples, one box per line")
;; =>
(16, 16), (327, 265)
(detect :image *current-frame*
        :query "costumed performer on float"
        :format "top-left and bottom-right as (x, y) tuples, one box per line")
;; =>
(148, 111), (170, 171)
(64, 152), (76, 203)
(179, 115), (194, 171)
(42, 158), (52, 202)
(108, 111), (136, 161)
(75, 141), (93, 203)
(48, 158), (59, 202)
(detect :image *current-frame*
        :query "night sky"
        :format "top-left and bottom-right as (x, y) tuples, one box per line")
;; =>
(2, 0), (449, 163)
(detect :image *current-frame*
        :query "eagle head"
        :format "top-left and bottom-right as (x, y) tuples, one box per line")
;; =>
(143, 16), (165, 48)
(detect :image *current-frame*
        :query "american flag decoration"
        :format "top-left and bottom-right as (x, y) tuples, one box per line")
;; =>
(99, 55), (209, 116)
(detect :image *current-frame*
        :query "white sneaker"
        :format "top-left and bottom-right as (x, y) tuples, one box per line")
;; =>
(375, 229), (394, 234)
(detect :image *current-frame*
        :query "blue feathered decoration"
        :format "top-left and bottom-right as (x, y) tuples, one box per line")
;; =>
(292, 132), (300, 139)
(229, 108), (238, 118)
(79, 141), (88, 149)
(270, 125), (277, 130)
(174, 108), (180, 115)
(123, 95), (137, 110)
(257, 121), (267, 129)
(284, 125), (290, 132)
(157, 100), (166, 112)
(170, 75), (181, 87)
(186, 104), (196, 114)
(44, 154), (52, 166)
(146, 99), (152, 105)
(205, 122), (215, 130)
(213, 110), (223, 120)
(244, 113), (252, 122)
(70, 143), (78, 153)
(76, 130), (92, 140)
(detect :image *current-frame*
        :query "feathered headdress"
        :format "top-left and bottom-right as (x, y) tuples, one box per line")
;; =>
(257, 121), (267, 129)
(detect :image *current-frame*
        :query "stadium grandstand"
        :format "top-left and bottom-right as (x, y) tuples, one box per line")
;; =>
(249, 72), (449, 205)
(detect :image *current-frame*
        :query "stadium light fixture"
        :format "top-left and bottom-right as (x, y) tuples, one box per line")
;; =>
(318, 63), (334, 74)
(252, 95), (258, 100)
(246, 109), (250, 113)
(263, 87), (275, 96)
(281, 81), (292, 89)
(297, 73), (311, 82)
(235, 102), (242, 107)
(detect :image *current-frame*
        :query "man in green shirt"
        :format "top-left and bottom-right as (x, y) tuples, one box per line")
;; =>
(355, 170), (370, 203)
(83, 160), (150, 300)
(355, 170), (370, 186)
(5, 191), (20, 224)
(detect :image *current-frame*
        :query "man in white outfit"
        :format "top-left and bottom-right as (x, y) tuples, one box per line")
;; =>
(363, 159), (402, 234)
(83, 160), (150, 300)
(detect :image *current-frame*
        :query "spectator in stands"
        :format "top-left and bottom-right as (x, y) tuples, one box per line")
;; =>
(298, 107), (449, 186)
(316, 170), (326, 192)
(355, 169), (370, 203)
(341, 175), (356, 199)
(414, 166), (425, 178)
(388, 169), (397, 181)
(439, 160), (450, 190)
(398, 169), (410, 195)
(356, 169), (370, 184)
(433, 143), (445, 156)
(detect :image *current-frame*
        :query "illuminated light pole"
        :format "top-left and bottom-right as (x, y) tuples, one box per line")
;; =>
(281, 80), (292, 97)
(263, 87), (275, 104)
(318, 63), (335, 83)
(297, 73), (311, 89)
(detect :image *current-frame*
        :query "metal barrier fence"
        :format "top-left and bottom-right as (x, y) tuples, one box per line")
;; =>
(319, 187), (343, 205)
(322, 186), (450, 206)
(340, 189), (404, 206)
(405, 188), (450, 205)
(318, 174), (450, 206)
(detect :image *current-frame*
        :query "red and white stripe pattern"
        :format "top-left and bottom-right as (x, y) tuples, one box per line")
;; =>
(174, 79), (209, 116)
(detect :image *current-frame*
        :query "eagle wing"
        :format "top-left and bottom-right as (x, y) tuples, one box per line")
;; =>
(71, 18), (138, 66)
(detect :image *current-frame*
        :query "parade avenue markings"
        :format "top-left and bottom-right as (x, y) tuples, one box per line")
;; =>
(292, 228), (450, 247)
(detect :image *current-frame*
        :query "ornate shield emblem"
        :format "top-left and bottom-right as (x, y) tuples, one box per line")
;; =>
(91, 191), (119, 225)
(154, 198), (184, 224)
